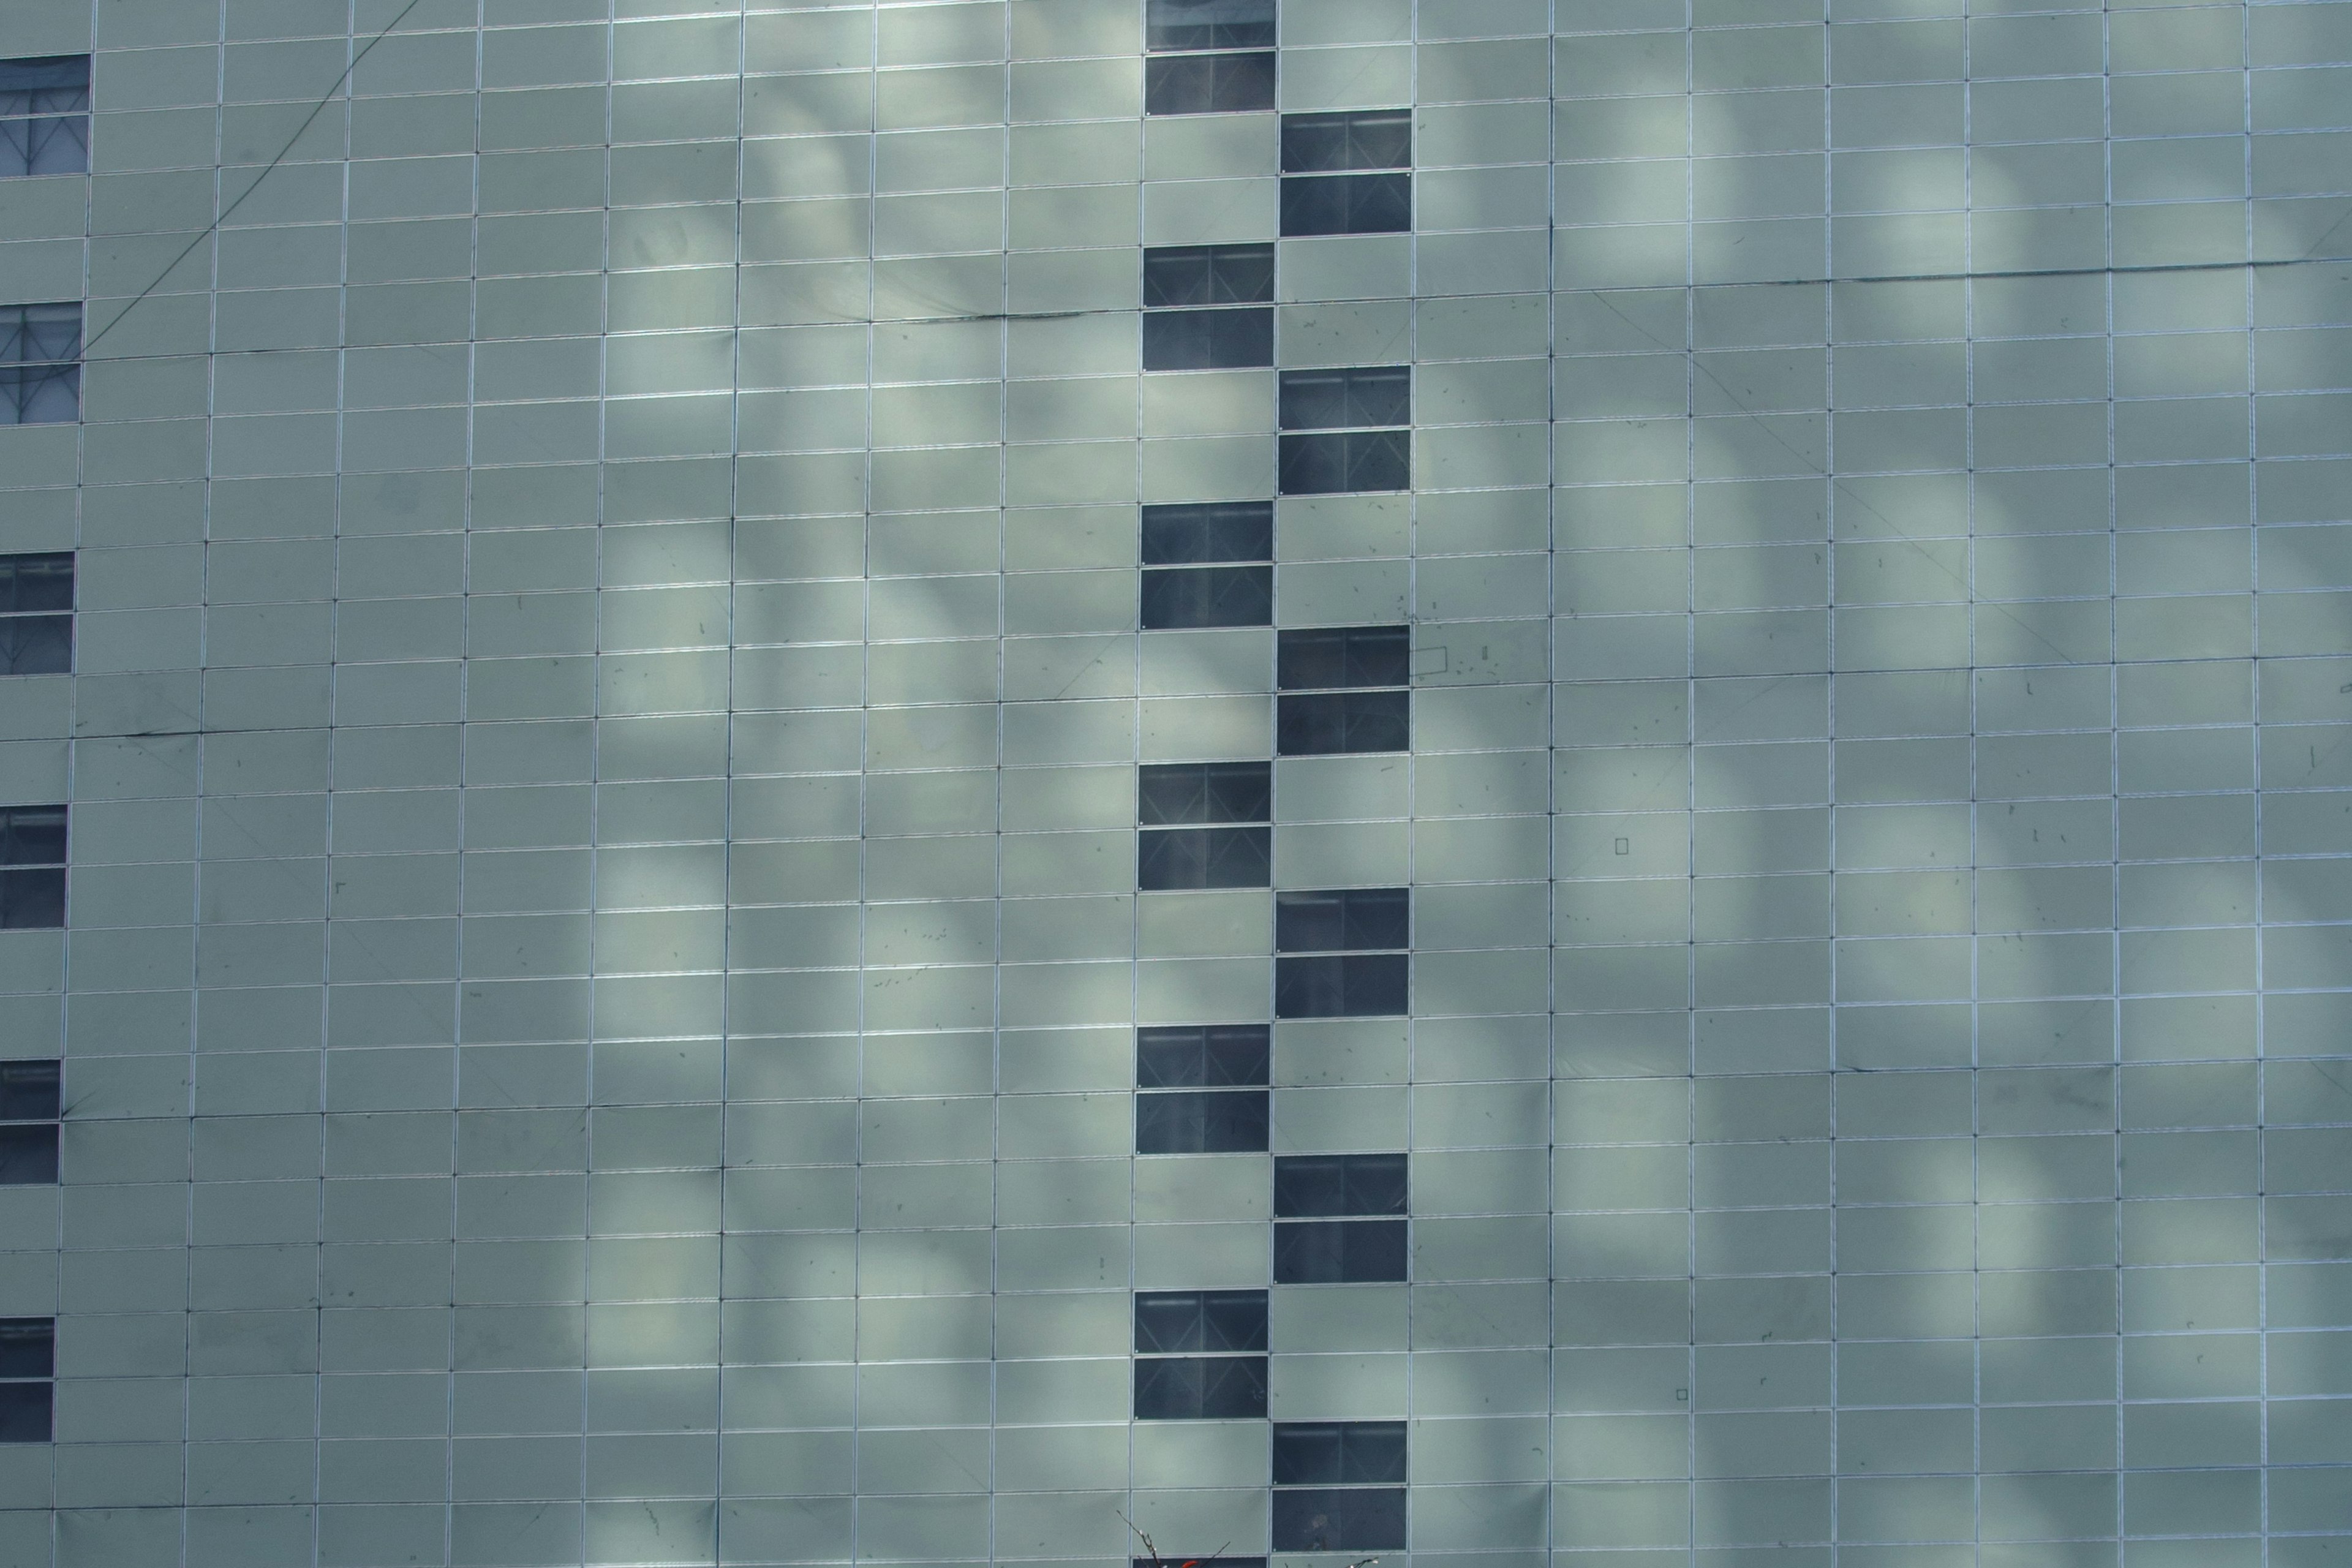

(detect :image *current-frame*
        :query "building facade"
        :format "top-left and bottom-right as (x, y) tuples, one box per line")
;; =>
(0, 0), (2348, 1563)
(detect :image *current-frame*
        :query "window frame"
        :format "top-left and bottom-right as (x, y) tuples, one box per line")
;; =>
(0, 56), (90, 179)
(1131, 1289), (1270, 1420)
(0, 806), (64, 930)
(1144, 50), (1276, 115)
(0, 552), (72, 675)
(0, 1059), (58, 1186)
(0, 1318), (52, 1444)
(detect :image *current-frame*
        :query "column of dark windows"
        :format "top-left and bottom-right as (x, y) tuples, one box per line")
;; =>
(1278, 109), (1410, 236)
(0, 1060), (58, 1185)
(1276, 625), (1411, 756)
(1272, 1420), (1409, 1551)
(1136, 1024), (1269, 1154)
(1144, 0), (1276, 115)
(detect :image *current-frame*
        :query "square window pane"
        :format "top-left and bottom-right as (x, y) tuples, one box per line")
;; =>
(0, 1125), (55, 1185)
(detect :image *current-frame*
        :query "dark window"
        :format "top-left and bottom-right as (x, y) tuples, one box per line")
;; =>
(1148, 0), (1277, 50)
(0, 1060), (58, 1186)
(0, 807), (64, 930)
(1144, 307), (1275, 371)
(0, 303), (80, 426)
(1275, 954), (1409, 1018)
(1138, 1024), (1270, 1088)
(1275, 888), (1409, 952)
(1274, 1218), (1408, 1284)
(1139, 825), (1270, 890)
(0, 1060), (58, 1121)
(1276, 690), (1411, 755)
(1281, 111), (1412, 173)
(1272, 1487), (1408, 1551)
(1145, 244), (1276, 307)
(1280, 432), (1409, 495)
(0, 56), (89, 178)
(1136, 1290), (1268, 1353)
(1137, 1088), (1270, 1153)
(1135, 1561), (1266, 1568)
(1147, 51), (1276, 115)
(1278, 626), (1409, 690)
(1143, 501), (1273, 565)
(1140, 763), (1272, 826)
(1280, 172), (1412, 236)
(1280, 367), (1411, 431)
(1133, 1354), (1268, 1419)
(0, 554), (71, 676)
(1274, 1422), (1409, 1483)
(1142, 565), (1274, 630)
(0, 1319), (51, 1444)
(1276, 1153), (1409, 1217)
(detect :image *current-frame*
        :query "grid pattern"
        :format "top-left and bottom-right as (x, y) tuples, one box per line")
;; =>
(0, 1), (2342, 1566)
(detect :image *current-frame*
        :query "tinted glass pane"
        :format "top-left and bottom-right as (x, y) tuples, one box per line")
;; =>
(1133, 1355), (1268, 1419)
(1278, 430), (1410, 494)
(1273, 1219), (1409, 1283)
(0, 363), (78, 424)
(1281, 111), (1412, 173)
(1276, 690), (1412, 755)
(1137, 1025), (1270, 1088)
(0, 616), (69, 675)
(0, 112), (87, 177)
(1144, 244), (1275, 307)
(0, 304), (79, 366)
(1144, 307), (1274, 371)
(0, 1060), (58, 1121)
(1278, 626), (1411, 690)
(1145, 51), (1276, 114)
(1275, 953), (1409, 1018)
(1275, 888), (1410, 952)
(1135, 1560), (1267, 1568)
(1280, 172), (1411, 236)
(1275, 1153), (1410, 1217)
(0, 1382), (47, 1444)
(0, 1321), (50, 1380)
(1139, 763), (1272, 827)
(1142, 502), (1273, 565)
(1134, 1290), (1268, 1352)
(1139, 826), (1270, 890)
(1272, 1487), (1409, 1551)
(0, 555), (72, 613)
(1273, 1422), (1409, 1484)
(1147, 0), (1276, 50)
(0, 56), (90, 115)
(0, 1125), (55, 1185)
(1141, 565), (1273, 630)
(0, 809), (64, 865)
(1136, 1089), (1271, 1153)
(0, 869), (62, 930)
(1279, 367), (1411, 430)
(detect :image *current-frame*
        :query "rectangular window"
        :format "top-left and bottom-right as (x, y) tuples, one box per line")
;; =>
(1136, 1290), (1267, 1353)
(1145, 244), (1275, 308)
(1142, 502), (1276, 631)
(1144, 306), (1275, 371)
(1139, 826), (1270, 890)
(1281, 111), (1412, 173)
(1275, 1153), (1408, 1218)
(1137, 1088), (1270, 1153)
(0, 1060), (58, 1186)
(1275, 888), (1409, 952)
(1140, 761), (1273, 891)
(1278, 627), (1409, 690)
(1280, 368), (1411, 432)
(1274, 1421), (1408, 1483)
(0, 553), (71, 675)
(0, 56), (89, 178)
(1278, 431), (1409, 495)
(1272, 1487), (1409, 1551)
(1273, 1217), (1408, 1283)
(1148, 0), (1276, 51)
(1146, 51), (1276, 115)
(1139, 1023), (1270, 1088)
(1276, 690), (1411, 756)
(1133, 1289), (1267, 1419)
(0, 1319), (51, 1444)
(1280, 172), (1411, 236)
(1140, 762), (1273, 826)
(1275, 953), (1408, 1018)
(0, 807), (63, 929)
(0, 303), (80, 425)
(1137, 1024), (1269, 1154)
